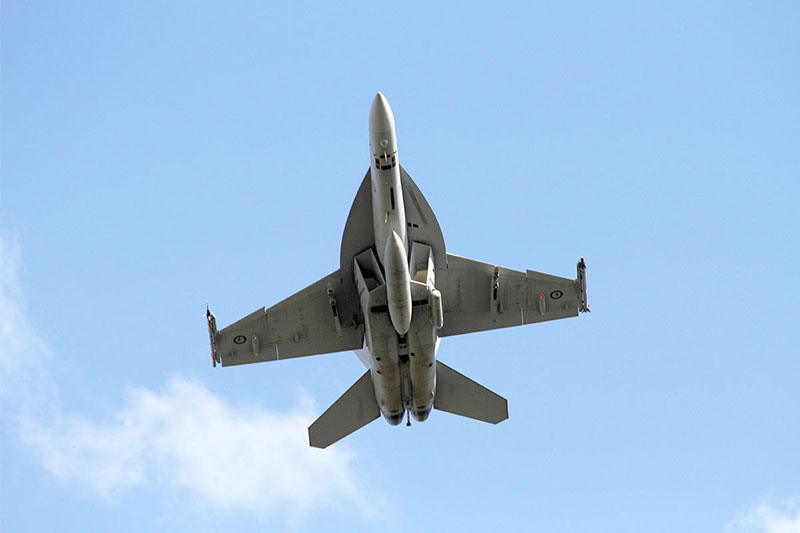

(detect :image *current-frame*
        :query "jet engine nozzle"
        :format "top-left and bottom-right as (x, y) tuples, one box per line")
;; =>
(384, 231), (412, 335)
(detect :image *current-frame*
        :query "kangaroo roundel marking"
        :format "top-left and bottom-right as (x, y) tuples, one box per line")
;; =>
(550, 290), (563, 300)
(233, 335), (247, 345)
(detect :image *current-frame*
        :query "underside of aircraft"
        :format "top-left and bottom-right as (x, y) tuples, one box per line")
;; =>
(207, 93), (589, 448)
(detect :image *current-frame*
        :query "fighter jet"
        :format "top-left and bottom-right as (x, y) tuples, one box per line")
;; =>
(207, 93), (589, 448)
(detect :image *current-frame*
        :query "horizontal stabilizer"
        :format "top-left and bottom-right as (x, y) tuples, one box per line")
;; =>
(308, 370), (380, 448)
(434, 361), (508, 424)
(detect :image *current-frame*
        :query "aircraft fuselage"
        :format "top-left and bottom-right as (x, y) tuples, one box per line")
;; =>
(364, 93), (437, 425)
(207, 92), (589, 448)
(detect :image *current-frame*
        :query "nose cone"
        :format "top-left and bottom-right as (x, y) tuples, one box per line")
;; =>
(369, 92), (395, 134)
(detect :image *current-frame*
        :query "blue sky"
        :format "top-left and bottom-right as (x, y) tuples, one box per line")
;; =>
(2, 2), (799, 532)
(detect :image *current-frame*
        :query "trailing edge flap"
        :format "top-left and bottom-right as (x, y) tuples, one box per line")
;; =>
(434, 361), (508, 424)
(308, 370), (380, 448)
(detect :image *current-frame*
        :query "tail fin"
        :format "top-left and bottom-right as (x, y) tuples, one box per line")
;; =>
(308, 370), (380, 448)
(434, 361), (508, 424)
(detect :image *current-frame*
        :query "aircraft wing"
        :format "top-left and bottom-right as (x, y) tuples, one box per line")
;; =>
(209, 270), (364, 367)
(437, 254), (587, 338)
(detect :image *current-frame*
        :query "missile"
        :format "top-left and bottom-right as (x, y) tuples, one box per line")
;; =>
(384, 231), (412, 335)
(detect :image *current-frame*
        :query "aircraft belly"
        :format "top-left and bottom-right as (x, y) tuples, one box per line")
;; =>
(369, 344), (404, 425)
(371, 166), (407, 265)
(365, 310), (404, 425)
(407, 299), (438, 421)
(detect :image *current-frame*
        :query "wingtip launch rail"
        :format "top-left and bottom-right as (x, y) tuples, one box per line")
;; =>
(578, 257), (590, 313)
(207, 305), (220, 367)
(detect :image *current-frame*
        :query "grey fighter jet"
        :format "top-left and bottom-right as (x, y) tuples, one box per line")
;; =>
(207, 93), (589, 448)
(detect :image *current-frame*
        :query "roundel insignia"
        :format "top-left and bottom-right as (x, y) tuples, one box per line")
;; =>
(550, 290), (563, 300)
(233, 335), (247, 345)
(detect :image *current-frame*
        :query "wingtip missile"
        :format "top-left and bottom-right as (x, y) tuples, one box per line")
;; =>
(206, 304), (220, 367)
(577, 257), (590, 313)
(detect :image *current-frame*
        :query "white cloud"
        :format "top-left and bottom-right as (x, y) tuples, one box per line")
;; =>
(0, 233), (51, 388)
(20, 379), (375, 519)
(1, 232), (378, 521)
(726, 499), (800, 533)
